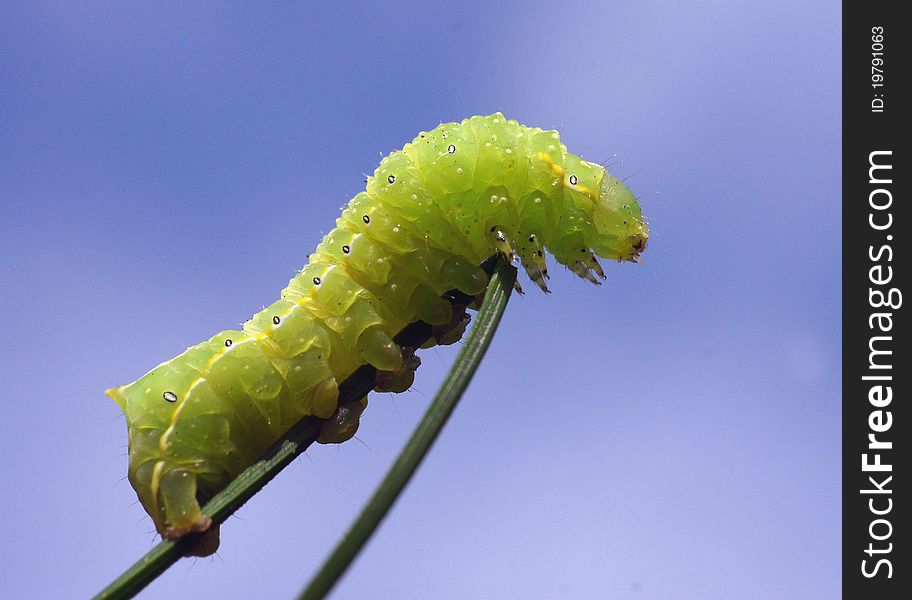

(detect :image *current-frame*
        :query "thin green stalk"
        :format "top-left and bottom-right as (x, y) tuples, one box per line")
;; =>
(93, 256), (514, 600)
(298, 257), (516, 600)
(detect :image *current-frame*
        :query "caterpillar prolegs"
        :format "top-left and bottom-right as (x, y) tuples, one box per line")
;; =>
(107, 114), (648, 555)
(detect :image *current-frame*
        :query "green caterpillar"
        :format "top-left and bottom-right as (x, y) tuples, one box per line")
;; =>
(107, 114), (648, 555)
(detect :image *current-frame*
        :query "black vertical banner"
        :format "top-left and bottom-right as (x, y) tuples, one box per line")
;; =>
(843, 2), (906, 598)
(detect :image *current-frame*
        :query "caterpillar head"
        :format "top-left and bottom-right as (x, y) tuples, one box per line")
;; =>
(590, 171), (648, 261)
(561, 155), (648, 263)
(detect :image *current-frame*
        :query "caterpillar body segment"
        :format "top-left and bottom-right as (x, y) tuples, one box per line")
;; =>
(108, 113), (648, 555)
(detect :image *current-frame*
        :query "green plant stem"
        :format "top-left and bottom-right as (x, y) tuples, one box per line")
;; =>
(93, 256), (515, 600)
(297, 257), (516, 600)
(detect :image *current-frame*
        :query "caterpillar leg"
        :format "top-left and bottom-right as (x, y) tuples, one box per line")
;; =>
(433, 306), (471, 346)
(185, 527), (221, 557)
(519, 256), (550, 293)
(375, 349), (421, 393)
(490, 228), (515, 262)
(554, 245), (605, 285)
(586, 251), (606, 279)
(147, 467), (220, 556)
(318, 397), (368, 443)
(569, 261), (601, 284)
(418, 303), (472, 350)
(156, 470), (210, 533)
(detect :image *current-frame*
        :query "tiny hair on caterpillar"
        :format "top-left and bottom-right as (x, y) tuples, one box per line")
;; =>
(107, 113), (648, 555)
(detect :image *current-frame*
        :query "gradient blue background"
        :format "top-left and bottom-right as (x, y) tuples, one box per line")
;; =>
(0, 2), (840, 598)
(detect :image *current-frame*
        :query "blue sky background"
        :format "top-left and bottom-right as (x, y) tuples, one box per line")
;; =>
(0, 2), (840, 598)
